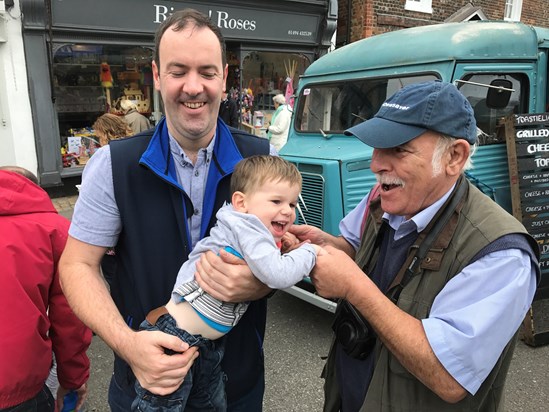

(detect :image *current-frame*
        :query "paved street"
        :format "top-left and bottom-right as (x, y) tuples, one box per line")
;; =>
(52, 196), (549, 411)
(80, 291), (549, 412)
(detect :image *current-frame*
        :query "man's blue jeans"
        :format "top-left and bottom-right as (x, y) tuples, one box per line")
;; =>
(131, 314), (226, 411)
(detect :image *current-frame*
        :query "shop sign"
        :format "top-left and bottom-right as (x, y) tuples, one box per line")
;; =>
(505, 113), (549, 285)
(52, 0), (320, 44)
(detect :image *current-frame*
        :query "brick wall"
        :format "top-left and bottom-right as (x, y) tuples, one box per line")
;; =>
(520, 0), (549, 26)
(339, 0), (549, 45)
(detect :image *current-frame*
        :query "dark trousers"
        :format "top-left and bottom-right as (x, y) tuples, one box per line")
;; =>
(100, 253), (116, 288)
(0, 385), (55, 412)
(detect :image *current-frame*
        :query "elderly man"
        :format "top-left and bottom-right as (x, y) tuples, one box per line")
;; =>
(290, 80), (539, 411)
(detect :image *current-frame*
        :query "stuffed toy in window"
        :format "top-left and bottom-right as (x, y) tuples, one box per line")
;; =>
(100, 62), (113, 88)
(100, 62), (114, 109)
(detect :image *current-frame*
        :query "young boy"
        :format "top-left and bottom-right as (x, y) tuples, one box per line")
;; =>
(133, 155), (322, 411)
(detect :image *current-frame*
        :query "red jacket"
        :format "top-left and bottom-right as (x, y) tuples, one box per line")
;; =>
(0, 171), (92, 408)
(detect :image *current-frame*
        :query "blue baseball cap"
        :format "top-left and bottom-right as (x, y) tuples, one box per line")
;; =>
(344, 80), (477, 148)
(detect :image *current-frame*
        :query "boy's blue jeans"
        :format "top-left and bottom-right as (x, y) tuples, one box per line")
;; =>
(131, 312), (226, 412)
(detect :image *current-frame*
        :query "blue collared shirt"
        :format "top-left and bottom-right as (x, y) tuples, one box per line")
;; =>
(339, 186), (537, 394)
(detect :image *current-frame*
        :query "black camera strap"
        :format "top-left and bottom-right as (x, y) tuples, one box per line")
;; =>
(331, 176), (469, 360)
(388, 176), (469, 303)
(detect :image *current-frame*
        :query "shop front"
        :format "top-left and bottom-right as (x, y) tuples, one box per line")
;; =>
(20, 0), (336, 186)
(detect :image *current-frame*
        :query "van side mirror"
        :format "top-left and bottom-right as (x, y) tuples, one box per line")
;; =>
(486, 79), (513, 109)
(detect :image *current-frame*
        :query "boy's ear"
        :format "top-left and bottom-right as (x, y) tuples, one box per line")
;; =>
(232, 191), (247, 212)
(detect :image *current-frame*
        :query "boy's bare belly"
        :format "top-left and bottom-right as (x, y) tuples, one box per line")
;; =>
(165, 299), (225, 340)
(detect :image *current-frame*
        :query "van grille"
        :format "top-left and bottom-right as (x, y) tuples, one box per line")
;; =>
(297, 172), (325, 228)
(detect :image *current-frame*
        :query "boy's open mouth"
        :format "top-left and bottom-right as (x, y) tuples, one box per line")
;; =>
(272, 221), (286, 231)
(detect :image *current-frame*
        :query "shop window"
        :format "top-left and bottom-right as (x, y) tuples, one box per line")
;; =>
(53, 44), (155, 169)
(240, 51), (310, 136)
(225, 49), (242, 122)
(504, 0), (523, 21)
(405, 0), (433, 14)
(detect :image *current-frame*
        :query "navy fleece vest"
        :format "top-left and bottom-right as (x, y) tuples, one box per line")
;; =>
(110, 124), (269, 401)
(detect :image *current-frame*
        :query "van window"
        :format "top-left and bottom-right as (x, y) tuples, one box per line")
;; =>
(457, 73), (527, 145)
(295, 75), (437, 133)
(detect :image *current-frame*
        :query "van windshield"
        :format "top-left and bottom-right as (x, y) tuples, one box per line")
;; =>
(294, 75), (437, 133)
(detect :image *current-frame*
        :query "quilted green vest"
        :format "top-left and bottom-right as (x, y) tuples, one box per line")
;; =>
(323, 178), (539, 412)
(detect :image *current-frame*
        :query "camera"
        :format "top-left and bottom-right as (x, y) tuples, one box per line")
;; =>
(332, 300), (376, 360)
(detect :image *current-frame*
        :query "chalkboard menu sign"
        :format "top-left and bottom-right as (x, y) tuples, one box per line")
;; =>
(505, 113), (549, 288)
(505, 113), (549, 346)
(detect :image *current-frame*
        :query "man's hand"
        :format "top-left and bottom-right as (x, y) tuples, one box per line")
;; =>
(123, 330), (198, 395)
(287, 224), (326, 246)
(289, 225), (356, 258)
(59, 239), (199, 396)
(310, 245), (365, 300)
(195, 250), (271, 302)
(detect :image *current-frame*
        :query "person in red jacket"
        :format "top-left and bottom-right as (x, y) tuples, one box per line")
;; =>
(0, 167), (92, 411)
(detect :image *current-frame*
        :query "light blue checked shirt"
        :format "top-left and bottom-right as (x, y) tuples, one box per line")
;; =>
(339, 185), (537, 395)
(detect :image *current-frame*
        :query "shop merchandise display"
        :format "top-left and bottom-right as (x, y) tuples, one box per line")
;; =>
(53, 46), (307, 168)
(53, 45), (154, 169)
(61, 128), (100, 168)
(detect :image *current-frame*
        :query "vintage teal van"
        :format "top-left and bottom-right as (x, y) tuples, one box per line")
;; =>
(281, 20), (549, 312)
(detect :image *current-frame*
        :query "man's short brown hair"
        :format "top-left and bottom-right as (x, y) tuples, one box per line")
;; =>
(154, 8), (226, 70)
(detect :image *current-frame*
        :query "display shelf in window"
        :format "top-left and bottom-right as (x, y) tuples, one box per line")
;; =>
(54, 86), (106, 113)
(111, 83), (151, 114)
